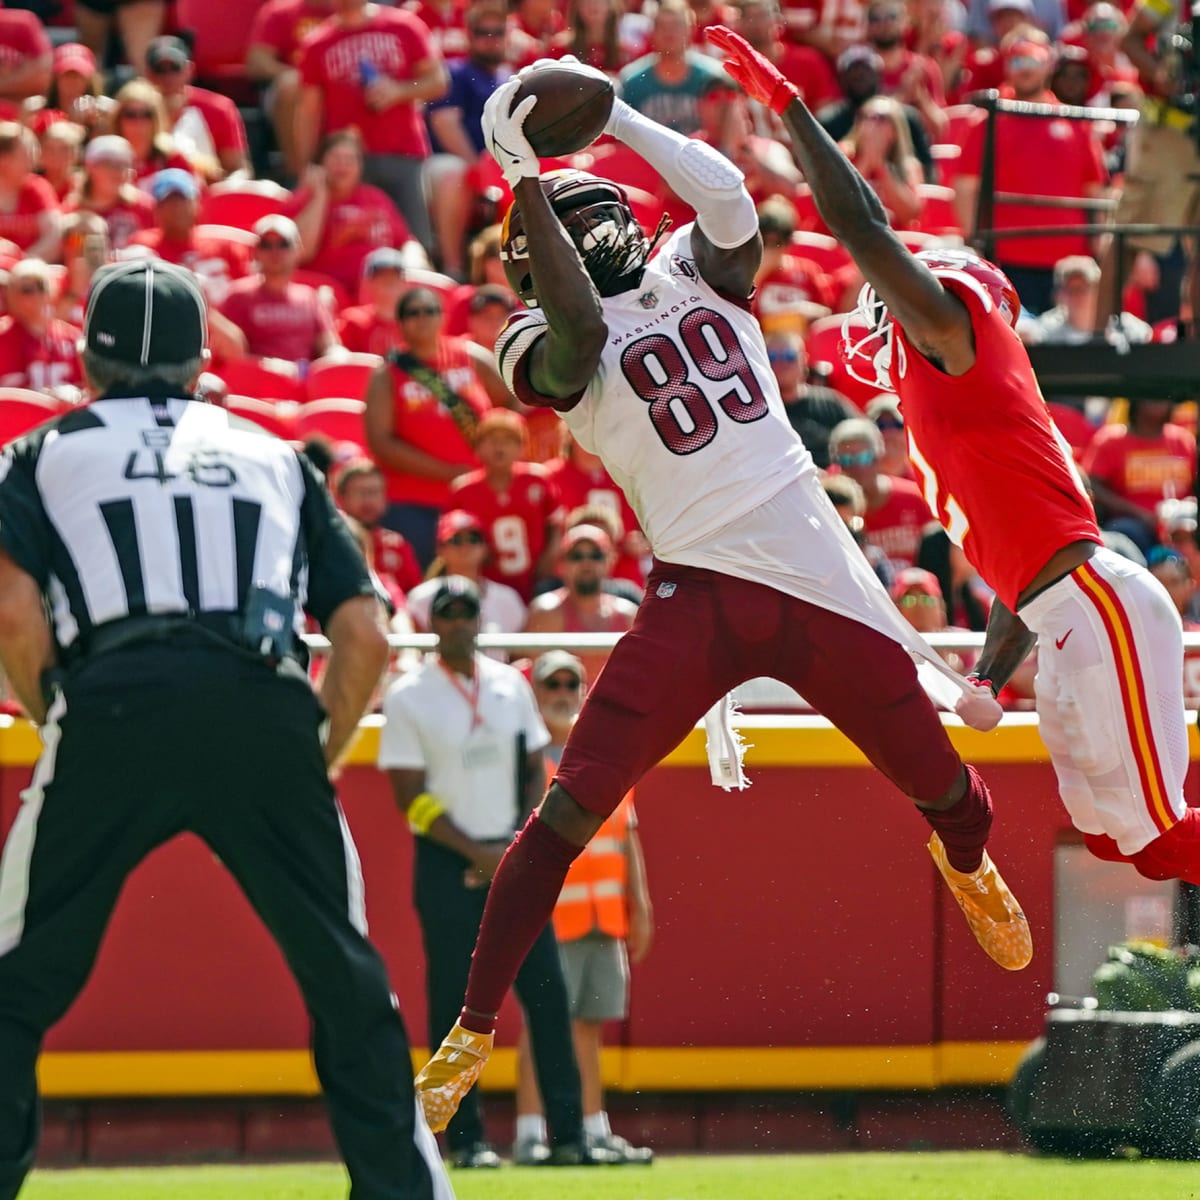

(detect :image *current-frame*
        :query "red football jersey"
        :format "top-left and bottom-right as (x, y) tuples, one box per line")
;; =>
(249, 0), (334, 66)
(449, 462), (563, 601)
(129, 229), (251, 307)
(893, 277), (1100, 610)
(336, 304), (403, 356)
(371, 526), (422, 595)
(0, 176), (59, 252)
(220, 277), (335, 362)
(0, 316), (82, 393)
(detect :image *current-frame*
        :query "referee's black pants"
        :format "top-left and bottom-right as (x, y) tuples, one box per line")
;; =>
(413, 837), (583, 1152)
(0, 641), (447, 1200)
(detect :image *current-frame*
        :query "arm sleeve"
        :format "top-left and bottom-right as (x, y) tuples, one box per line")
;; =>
(0, 440), (52, 588)
(605, 102), (758, 250)
(296, 451), (379, 627)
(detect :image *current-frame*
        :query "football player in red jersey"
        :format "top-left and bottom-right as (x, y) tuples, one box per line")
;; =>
(707, 26), (1199, 887)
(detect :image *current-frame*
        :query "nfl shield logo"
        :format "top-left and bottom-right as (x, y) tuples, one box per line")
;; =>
(656, 582), (677, 599)
(638, 290), (660, 309)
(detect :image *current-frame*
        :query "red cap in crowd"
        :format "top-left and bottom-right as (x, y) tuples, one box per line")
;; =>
(890, 567), (943, 602)
(54, 43), (97, 77)
(561, 524), (613, 556)
(437, 509), (485, 544)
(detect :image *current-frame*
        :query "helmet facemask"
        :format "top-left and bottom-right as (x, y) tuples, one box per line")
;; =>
(842, 282), (904, 391)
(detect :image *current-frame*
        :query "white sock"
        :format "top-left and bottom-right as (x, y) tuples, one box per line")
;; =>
(515, 1114), (547, 1144)
(584, 1111), (611, 1139)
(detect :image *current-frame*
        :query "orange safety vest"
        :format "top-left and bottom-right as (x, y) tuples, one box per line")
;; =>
(552, 789), (634, 942)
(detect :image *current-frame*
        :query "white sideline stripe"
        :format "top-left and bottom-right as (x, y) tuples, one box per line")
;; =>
(336, 801), (367, 936)
(0, 690), (67, 957)
(415, 1097), (455, 1200)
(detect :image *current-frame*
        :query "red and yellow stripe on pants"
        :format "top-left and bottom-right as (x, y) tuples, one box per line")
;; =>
(1072, 558), (1175, 836)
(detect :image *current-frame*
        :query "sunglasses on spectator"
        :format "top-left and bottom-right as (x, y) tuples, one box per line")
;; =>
(444, 532), (485, 546)
(258, 237), (293, 250)
(768, 349), (799, 364)
(435, 604), (479, 621)
(471, 26), (506, 36)
(565, 549), (606, 562)
(120, 108), (155, 120)
(867, 9), (902, 19)
(1087, 17), (1121, 29)
(151, 61), (185, 74)
(898, 593), (940, 609)
(1008, 55), (1044, 70)
(401, 306), (441, 318)
(541, 676), (582, 691)
(875, 415), (903, 431)
(834, 449), (876, 468)
(12, 281), (46, 294)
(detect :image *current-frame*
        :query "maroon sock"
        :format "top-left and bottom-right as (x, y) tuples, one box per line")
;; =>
(459, 813), (583, 1034)
(918, 764), (993, 873)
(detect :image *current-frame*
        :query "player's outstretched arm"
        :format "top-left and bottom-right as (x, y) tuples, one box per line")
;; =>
(969, 600), (1037, 698)
(483, 78), (607, 399)
(708, 26), (974, 372)
(603, 93), (761, 297)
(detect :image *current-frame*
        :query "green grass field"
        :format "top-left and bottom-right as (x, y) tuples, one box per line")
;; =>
(18, 1153), (1200, 1200)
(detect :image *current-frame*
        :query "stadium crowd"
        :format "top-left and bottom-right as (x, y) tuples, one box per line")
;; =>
(0, 0), (1197, 708)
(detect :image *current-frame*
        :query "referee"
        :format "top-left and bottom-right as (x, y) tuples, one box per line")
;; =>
(0, 260), (452, 1200)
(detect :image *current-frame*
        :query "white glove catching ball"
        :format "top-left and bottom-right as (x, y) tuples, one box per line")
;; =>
(482, 76), (540, 188)
(954, 677), (1003, 733)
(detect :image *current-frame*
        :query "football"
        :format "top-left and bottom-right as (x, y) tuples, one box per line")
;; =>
(513, 64), (615, 158)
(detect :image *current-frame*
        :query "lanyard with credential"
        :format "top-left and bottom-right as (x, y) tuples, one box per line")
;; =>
(438, 657), (483, 731)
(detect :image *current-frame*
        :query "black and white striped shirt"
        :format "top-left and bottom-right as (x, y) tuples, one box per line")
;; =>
(0, 393), (373, 655)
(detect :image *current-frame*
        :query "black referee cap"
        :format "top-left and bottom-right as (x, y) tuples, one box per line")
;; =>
(430, 575), (481, 617)
(85, 260), (207, 367)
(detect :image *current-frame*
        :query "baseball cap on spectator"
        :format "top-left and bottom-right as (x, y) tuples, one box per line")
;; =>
(866, 394), (904, 429)
(837, 45), (884, 74)
(146, 36), (192, 73)
(532, 650), (586, 685)
(254, 214), (301, 245)
(150, 168), (200, 202)
(437, 508), (485, 544)
(430, 574), (481, 617)
(85, 259), (207, 367)
(1084, 2), (1123, 29)
(1004, 37), (1053, 65)
(54, 43), (97, 77)
(84, 135), (133, 168)
(988, 0), (1034, 13)
(363, 247), (406, 276)
(561, 523), (613, 556)
(890, 567), (943, 602)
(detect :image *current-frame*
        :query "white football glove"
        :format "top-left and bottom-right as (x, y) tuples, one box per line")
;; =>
(954, 676), (1004, 733)
(482, 76), (540, 188)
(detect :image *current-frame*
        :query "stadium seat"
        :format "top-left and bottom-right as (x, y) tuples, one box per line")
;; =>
(294, 398), (368, 450)
(944, 104), (986, 150)
(199, 181), (293, 232)
(929, 142), (962, 185)
(225, 396), (298, 440)
(792, 184), (826, 234)
(805, 314), (879, 410)
(195, 224), (259, 248)
(896, 229), (938, 253)
(0, 389), (64, 445)
(913, 185), (964, 239)
(790, 231), (852, 276)
(213, 359), (304, 403)
(303, 354), (382, 402)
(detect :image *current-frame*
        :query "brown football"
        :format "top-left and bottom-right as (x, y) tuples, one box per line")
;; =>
(513, 64), (615, 158)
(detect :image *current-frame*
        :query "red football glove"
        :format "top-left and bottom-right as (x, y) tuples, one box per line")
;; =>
(707, 25), (801, 116)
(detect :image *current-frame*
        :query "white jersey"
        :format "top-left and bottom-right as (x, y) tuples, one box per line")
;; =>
(496, 225), (809, 559)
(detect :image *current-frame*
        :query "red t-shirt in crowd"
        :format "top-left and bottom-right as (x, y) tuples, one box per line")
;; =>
(893, 277), (1101, 610)
(129, 228), (252, 306)
(383, 337), (491, 506)
(220, 276), (336, 363)
(506, 8), (566, 70)
(405, 0), (470, 61)
(777, 42), (841, 109)
(298, 7), (438, 157)
(754, 253), (837, 328)
(544, 454), (646, 586)
(1047, 402), (1097, 461)
(288, 182), (409, 295)
(337, 304), (403, 356)
(0, 315), (82, 393)
(131, 151), (197, 184)
(958, 95), (1108, 268)
(371, 525), (423, 594)
(449, 462), (564, 601)
(174, 85), (249, 157)
(250, 0), (337, 66)
(1082, 423), (1198, 516)
(0, 175), (59, 251)
(861, 477), (935, 569)
(879, 48), (945, 110)
(67, 192), (155, 250)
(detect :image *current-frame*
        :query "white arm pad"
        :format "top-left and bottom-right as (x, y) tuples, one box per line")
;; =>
(605, 100), (759, 249)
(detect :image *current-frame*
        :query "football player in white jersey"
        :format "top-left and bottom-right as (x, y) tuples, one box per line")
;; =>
(413, 64), (1033, 1131)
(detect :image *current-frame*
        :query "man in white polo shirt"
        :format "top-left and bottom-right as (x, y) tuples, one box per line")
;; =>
(378, 575), (609, 1169)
